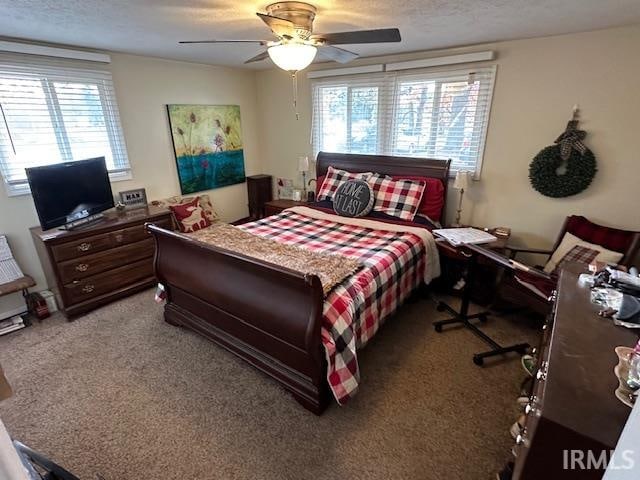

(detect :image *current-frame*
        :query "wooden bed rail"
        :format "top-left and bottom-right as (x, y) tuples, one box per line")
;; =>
(146, 223), (330, 414)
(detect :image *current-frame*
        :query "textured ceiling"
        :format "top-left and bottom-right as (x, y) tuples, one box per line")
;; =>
(1, 0), (639, 69)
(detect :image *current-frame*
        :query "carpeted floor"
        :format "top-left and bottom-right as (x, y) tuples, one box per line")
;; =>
(0, 290), (538, 480)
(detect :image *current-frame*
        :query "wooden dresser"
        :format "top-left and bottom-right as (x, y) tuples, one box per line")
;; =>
(246, 174), (273, 220)
(30, 206), (173, 318)
(513, 265), (638, 479)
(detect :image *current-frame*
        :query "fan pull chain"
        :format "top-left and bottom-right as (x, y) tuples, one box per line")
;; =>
(291, 72), (300, 121)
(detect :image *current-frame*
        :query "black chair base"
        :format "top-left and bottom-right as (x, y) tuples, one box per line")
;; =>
(433, 300), (530, 366)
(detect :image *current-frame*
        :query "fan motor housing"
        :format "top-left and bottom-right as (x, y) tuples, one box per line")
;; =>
(266, 2), (317, 39)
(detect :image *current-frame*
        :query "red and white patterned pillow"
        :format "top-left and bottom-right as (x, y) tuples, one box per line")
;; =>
(317, 166), (377, 201)
(169, 196), (212, 233)
(369, 177), (426, 221)
(554, 245), (600, 274)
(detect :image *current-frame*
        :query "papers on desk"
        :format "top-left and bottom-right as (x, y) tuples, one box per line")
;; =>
(0, 236), (24, 284)
(432, 227), (497, 246)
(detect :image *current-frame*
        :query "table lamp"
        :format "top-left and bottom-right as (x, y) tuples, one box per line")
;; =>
(453, 170), (471, 226)
(298, 156), (309, 197)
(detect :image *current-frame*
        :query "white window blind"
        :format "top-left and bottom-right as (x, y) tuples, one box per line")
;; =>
(0, 54), (130, 196)
(311, 65), (496, 176)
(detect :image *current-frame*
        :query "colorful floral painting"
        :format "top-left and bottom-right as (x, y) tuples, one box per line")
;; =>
(167, 104), (246, 194)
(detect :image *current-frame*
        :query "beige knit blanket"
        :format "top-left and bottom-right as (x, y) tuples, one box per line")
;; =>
(189, 223), (361, 296)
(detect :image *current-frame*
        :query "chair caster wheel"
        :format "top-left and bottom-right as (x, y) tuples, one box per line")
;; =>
(473, 355), (484, 366)
(434, 324), (443, 333)
(436, 303), (446, 312)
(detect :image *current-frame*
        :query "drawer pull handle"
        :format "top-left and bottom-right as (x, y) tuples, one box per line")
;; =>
(536, 361), (548, 381)
(114, 234), (124, 243)
(77, 242), (92, 252)
(515, 434), (528, 446)
(75, 263), (89, 272)
(81, 284), (95, 294)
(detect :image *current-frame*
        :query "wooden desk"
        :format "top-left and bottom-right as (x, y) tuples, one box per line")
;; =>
(513, 265), (639, 479)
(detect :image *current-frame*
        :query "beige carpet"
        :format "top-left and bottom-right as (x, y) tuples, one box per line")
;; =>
(0, 290), (538, 480)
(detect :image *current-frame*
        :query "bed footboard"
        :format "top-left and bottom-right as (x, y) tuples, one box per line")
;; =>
(146, 224), (329, 414)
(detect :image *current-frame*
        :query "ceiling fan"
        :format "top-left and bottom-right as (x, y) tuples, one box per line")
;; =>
(179, 1), (401, 72)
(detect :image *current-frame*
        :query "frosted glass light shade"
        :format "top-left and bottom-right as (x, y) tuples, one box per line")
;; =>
(453, 170), (471, 190)
(268, 44), (317, 72)
(298, 155), (309, 172)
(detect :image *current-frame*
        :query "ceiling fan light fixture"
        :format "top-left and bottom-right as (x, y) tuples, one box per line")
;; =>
(267, 43), (317, 72)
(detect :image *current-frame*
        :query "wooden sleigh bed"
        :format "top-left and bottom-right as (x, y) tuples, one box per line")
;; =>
(146, 152), (450, 414)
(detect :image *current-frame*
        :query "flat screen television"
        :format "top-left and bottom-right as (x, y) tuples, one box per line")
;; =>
(26, 157), (115, 230)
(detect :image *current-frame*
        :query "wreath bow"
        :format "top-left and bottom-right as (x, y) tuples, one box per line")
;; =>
(555, 119), (587, 160)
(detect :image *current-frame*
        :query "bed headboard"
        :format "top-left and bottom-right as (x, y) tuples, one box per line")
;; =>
(315, 152), (452, 224)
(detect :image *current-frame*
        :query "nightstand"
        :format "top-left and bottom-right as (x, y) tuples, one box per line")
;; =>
(264, 199), (308, 217)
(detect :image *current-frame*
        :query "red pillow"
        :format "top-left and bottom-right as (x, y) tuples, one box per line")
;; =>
(316, 175), (325, 196)
(169, 196), (212, 233)
(391, 175), (444, 221)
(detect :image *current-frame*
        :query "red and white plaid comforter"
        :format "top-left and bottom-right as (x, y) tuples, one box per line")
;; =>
(239, 206), (439, 405)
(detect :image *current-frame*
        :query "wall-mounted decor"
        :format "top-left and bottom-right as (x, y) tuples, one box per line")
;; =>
(529, 107), (597, 198)
(119, 188), (147, 209)
(167, 105), (246, 194)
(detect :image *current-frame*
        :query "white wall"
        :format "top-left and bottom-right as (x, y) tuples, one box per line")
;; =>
(3, 24), (640, 314)
(0, 53), (260, 314)
(256, 24), (640, 250)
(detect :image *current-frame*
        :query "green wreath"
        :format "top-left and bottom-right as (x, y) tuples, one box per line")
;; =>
(529, 144), (597, 198)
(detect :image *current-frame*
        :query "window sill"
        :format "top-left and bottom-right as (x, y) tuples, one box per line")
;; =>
(3, 170), (133, 198)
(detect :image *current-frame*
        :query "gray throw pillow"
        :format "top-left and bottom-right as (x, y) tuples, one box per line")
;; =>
(333, 180), (374, 218)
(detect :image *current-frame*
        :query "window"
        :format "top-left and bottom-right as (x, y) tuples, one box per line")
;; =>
(0, 55), (130, 196)
(311, 66), (496, 176)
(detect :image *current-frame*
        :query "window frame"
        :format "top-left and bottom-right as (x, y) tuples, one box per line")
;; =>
(311, 65), (497, 178)
(0, 64), (131, 197)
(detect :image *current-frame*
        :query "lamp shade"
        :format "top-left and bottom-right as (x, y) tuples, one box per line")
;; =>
(268, 43), (317, 72)
(298, 155), (309, 172)
(453, 170), (471, 190)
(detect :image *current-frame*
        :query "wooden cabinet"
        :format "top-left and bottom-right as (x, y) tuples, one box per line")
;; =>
(30, 206), (173, 318)
(247, 174), (273, 220)
(264, 199), (308, 217)
(513, 265), (637, 479)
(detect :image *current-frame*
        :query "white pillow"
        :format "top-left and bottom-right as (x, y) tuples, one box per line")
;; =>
(544, 232), (624, 273)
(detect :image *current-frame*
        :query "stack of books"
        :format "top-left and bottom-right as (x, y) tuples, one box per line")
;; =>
(0, 315), (26, 336)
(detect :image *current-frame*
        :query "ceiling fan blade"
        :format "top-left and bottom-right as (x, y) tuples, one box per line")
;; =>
(256, 13), (296, 38)
(312, 28), (401, 45)
(179, 40), (267, 44)
(244, 50), (270, 64)
(317, 46), (359, 64)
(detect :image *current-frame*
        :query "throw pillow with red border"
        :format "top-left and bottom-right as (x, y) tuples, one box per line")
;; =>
(169, 196), (212, 233)
(368, 177), (426, 221)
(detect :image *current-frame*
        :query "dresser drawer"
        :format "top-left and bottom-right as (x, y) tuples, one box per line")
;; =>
(58, 238), (155, 283)
(52, 233), (114, 262)
(63, 257), (154, 305)
(112, 218), (171, 246)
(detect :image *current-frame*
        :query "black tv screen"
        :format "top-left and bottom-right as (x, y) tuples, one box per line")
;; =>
(26, 157), (115, 230)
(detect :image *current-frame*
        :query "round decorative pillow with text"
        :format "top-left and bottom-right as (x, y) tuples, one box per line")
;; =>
(333, 180), (374, 217)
